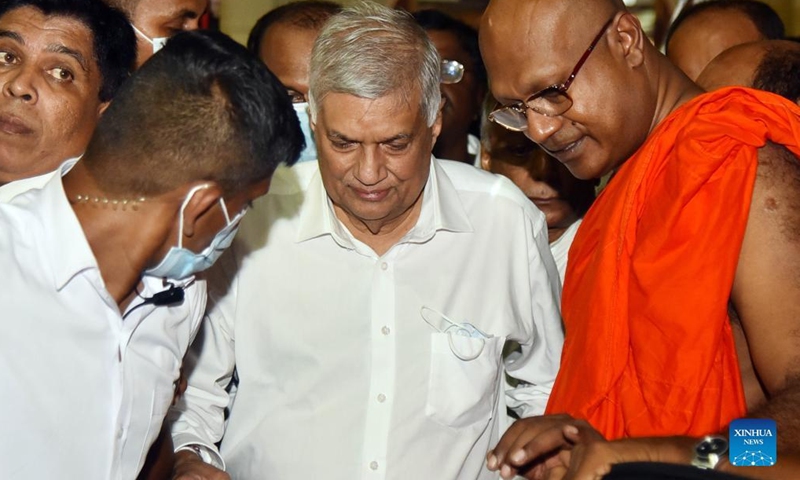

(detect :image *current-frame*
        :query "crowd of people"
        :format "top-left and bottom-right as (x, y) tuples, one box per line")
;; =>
(0, 0), (798, 479)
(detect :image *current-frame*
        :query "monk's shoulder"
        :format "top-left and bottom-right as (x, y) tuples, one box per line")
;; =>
(753, 142), (800, 241)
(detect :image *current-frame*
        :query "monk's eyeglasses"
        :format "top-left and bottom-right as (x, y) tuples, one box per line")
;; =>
(489, 15), (616, 132)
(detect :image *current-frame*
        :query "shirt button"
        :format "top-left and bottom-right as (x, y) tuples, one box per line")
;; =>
(369, 461), (379, 470)
(381, 262), (388, 270)
(381, 326), (390, 335)
(116, 426), (124, 439)
(377, 393), (386, 403)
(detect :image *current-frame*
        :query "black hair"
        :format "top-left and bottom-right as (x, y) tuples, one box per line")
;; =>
(247, 1), (342, 57)
(0, 0), (136, 102)
(83, 30), (305, 196)
(753, 45), (800, 104)
(412, 9), (487, 89)
(666, 0), (785, 52)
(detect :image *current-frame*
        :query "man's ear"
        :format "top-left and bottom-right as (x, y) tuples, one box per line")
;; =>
(480, 149), (492, 171)
(430, 96), (445, 148)
(180, 182), (223, 238)
(97, 101), (110, 117)
(613, 12), (646, 69)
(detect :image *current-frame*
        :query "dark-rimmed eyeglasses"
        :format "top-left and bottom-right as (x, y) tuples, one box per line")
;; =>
(441, 59), (465, 84)
(489, 15), (616, 131)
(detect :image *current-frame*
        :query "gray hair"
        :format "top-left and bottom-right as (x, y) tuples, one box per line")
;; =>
(308, 1), (442, 126)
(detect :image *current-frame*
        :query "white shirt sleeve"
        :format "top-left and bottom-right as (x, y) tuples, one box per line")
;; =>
(169, 248), (241, 470)
(504, 207), (564, 418)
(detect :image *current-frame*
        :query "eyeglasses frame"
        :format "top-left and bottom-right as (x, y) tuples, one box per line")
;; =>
(489, 15), (617, 130)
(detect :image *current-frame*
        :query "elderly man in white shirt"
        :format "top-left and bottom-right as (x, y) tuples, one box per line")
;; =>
(170, 3), (563, 480)
(0, 30), (303, 479)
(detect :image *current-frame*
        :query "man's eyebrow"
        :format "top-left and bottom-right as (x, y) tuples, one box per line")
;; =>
(174, 7), (203, 20)
(0, 30), (24, 44)
(328, 131), (357, 142)
(380, 133), (412, 143)
(45, 44), (88, 72)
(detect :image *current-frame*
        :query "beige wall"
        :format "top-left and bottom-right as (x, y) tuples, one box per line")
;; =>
(220, 0), (799, 46)
(220, 0), (395, 46)
(762, 0), (799, 36)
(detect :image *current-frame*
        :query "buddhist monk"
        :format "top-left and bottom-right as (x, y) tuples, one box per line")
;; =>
(480, 0), (800, 478)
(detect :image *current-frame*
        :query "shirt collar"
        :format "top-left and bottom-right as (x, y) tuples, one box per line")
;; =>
(36, 173), (102, 291)
(295, 157), (472, 246)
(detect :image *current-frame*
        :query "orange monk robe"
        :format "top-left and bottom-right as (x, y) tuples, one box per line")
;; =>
(545, 87), (800, 440)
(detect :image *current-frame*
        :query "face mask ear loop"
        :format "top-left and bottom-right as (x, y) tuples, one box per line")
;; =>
(219, 197), (232, 224)
(177, 185), (211, 249)
(131, 24), (156, 46)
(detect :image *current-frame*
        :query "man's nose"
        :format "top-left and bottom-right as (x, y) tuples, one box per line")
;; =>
(524, 113), (564, 145)
(2, 68), (38, 104)
(354, 148), (387, 186)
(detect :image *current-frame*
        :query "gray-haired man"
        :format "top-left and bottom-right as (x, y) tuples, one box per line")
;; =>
(170, 2), (563, 479)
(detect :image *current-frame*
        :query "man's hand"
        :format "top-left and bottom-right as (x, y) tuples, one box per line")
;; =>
(555, 427), (693, 480)
(172, 450), (230, 480)
(487, 415), (695, 480)
(486, 414), (597, 479)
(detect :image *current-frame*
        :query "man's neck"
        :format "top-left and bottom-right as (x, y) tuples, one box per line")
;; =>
(433, 134), (471, 164)
(649, 55), (705, 134)
(332, 191), (425, 257)
(62, 162), (171, 309)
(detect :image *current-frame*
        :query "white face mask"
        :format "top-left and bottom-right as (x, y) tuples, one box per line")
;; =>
(145, 185), (247, 280)
(131, 24), (169, 55)
(293, 102), (317, 163)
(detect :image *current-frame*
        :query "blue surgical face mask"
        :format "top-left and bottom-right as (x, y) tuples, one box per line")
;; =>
(293, 102), (317, 163)
(145, 185), (246, 280)
(131, 24), (169, 55)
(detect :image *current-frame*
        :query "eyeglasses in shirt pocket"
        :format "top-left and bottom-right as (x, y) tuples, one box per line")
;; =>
(425, 332), (505, 429)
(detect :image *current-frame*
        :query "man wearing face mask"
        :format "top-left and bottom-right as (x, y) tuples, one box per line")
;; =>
(0, 30), (303, 480)
(104, 0), (208, 67)
(247, 1), (342, 163)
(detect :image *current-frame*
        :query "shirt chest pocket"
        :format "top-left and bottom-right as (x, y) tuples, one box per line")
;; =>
(425, 333), (505, 429)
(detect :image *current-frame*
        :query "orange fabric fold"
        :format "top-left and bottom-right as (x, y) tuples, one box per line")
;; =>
(546, 88), (800, 439)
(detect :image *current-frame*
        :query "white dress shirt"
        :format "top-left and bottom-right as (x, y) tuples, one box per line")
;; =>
(0, 173), (206, 479)
(170, 159), (563, 480)
(549, 219), (582, 284)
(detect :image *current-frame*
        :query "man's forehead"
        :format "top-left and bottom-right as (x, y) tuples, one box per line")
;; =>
(136, 0), (207, 20)
(318, 91), (423, 136)
(0, 7), (96, 60)
(482, 0), (617, 103)
(481, 2), (578, 102)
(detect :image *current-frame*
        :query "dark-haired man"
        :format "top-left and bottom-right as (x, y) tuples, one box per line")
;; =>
(665, 0), (784, 81)
(697, 39), (800, 105)
(415, 9), (487, 165)
(104, 0), (208, 67)
(0, 29), (302, 479)
(0, 0), (135, 194)
(481, 0), (800, 478)
(247, 1), (341, 163)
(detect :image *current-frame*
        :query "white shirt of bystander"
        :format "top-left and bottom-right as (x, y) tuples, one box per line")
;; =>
(0, 173), (206, 480)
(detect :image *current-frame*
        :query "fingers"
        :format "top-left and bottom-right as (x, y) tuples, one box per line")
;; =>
(562, 420), (604, 444)
(487, 415), (578, 479)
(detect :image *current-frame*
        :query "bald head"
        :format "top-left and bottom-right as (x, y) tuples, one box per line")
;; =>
(697, 40), (800, 105)
(480, 0), (680, 180)
(666, 1), (784, 81)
